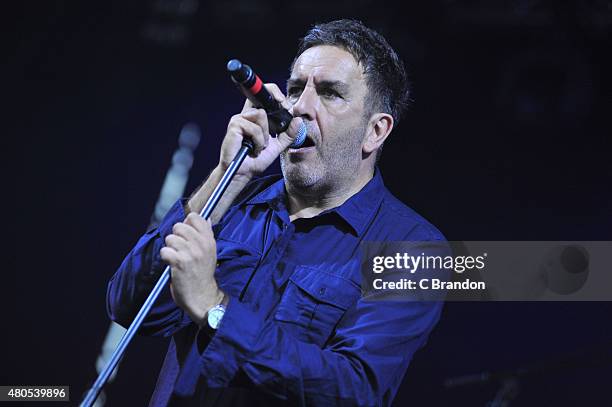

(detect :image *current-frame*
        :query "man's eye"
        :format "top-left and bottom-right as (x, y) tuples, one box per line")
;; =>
(287, 87), (302, 98)
(320, 89), (340, 99)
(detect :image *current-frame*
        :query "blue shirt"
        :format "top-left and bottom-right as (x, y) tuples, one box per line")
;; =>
(107, 169), (446, 406)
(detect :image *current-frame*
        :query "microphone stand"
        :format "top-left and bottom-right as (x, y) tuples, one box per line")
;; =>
(81, 139), (254, 407)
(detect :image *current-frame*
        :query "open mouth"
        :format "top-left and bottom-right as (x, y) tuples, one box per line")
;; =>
(293, 135), (316, 150)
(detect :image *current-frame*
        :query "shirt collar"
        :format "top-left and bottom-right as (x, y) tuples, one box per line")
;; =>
(333, 168), (385, 236)
(246, 168), (386, 236)
(245, 175), (286, 207)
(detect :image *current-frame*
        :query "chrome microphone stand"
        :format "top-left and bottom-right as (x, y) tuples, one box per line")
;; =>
(82, 58), (301, 406)
(80, 139), (254, 407)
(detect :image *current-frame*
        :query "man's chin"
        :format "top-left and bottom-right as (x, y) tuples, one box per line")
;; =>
(280, 160), (320, 190)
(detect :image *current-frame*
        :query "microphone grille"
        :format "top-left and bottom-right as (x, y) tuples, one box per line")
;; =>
(290, 122), (307, 148)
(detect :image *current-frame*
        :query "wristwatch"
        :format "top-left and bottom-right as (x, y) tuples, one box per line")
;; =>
(207, 304), (226, 330)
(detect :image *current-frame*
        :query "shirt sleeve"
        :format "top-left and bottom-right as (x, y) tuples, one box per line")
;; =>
(197, 288), (443, 406)
(106, 199), (192, 337)
(105, 175), (273, 337)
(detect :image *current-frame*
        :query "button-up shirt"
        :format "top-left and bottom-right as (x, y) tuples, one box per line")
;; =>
(107, 168), (446, 406)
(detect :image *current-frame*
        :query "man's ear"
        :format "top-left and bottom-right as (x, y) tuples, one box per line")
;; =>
(363, 113), (394, 154)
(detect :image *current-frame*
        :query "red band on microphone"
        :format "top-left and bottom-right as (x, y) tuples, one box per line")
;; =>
(250, 75), (263, 94)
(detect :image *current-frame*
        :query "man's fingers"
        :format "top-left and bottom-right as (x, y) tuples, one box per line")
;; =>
(233, 82), (294, 155)
(241, 97), (255, 112)
(230, 115), (268, 155)
(160, 246), (179, 264)
(263, 83), (292, 110)
(184, 214), (215, 253)
(164, 234), (188, 251)
(256, 83), (299, 148)
(241, 108), (270, 145)
(240, 83), (289, 111)
(172, 221), (202, 243)
(184, 213), (213, 236)
(274, 117), (306, 149)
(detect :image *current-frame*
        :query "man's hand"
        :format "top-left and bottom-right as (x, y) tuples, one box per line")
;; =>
(160, 212), (222, 327)
(186, 84), (303, 225)
(219, 83), (303, 180)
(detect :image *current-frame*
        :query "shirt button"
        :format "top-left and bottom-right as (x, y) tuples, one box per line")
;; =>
(283, 224), (288, 230)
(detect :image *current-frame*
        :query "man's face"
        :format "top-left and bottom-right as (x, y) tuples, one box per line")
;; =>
(280, 45), (370, 192)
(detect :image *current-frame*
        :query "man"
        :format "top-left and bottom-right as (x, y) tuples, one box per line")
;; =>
(108, 19), (446, 406)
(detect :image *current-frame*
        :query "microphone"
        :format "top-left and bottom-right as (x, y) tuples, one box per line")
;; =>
(227, 59), (307, 148)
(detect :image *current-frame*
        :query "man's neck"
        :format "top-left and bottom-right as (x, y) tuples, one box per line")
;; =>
(286, 168), (374, 222)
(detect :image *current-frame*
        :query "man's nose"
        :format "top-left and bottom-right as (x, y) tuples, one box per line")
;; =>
(289, 86), (317, 121)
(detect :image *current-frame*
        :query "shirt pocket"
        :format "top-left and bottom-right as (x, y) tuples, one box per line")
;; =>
(274, 265), (361, 347)
(215, 238), (261, 298)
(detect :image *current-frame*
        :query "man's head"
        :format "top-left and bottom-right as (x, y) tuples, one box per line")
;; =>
(296, 19), (410, 129)
(280, 19), (410, 196)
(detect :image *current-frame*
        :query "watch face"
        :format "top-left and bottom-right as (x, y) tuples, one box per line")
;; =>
(208, 306), (225, 329)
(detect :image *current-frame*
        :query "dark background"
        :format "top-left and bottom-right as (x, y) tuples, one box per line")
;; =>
(4, 0), (612, 406)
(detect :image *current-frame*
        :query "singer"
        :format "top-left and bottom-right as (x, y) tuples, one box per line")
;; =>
(108, 19), (446, 406)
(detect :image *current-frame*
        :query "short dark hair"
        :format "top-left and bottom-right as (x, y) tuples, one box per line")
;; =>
(294, 19), (411, 125)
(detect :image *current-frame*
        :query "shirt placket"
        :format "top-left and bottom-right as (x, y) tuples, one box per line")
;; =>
(239, 203), (295, 316)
